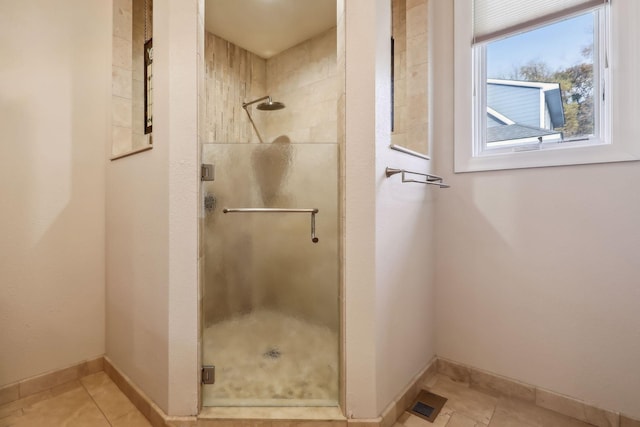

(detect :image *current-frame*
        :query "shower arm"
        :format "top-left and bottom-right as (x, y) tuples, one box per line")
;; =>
(242, 96), (272, 110)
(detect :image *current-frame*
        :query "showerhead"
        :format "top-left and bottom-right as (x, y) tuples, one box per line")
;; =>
(242, 95), (285, 111)
(257, 100), (285, 111)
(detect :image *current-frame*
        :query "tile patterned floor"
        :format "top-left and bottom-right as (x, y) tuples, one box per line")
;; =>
(0, 372), (151, 427)
(0, 371), (601, 427)
(395, 374), (597, 427)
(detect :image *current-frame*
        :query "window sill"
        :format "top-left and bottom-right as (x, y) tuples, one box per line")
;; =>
(454, 141), (639, 173)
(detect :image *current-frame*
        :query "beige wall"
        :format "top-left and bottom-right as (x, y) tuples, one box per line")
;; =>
(106, 0), (200, 416)
(345, 0), (437, 418)
(432, 0), (640, 420)
(0, 0), (109, 386)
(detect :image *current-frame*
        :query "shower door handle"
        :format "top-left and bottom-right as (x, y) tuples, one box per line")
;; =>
(222, 208), (320, 243)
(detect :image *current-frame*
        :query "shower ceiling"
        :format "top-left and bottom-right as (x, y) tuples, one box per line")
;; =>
(204, 0), (336, 58)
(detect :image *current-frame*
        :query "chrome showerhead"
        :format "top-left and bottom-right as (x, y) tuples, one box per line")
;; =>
(257, 100), (285, 111)
(242, 95), (285, 111)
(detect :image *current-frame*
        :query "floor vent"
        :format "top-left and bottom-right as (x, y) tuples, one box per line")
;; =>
(408, 389), (448, 423)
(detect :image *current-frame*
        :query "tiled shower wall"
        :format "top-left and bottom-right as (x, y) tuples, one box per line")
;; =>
(264, 28), (338, 143)
(203, 28), (338, 144)
(203, 32), (266, 143)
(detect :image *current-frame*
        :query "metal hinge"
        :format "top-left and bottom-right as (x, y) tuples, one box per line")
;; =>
(201, 164), (215, 181)
(201, 365), (215, 384)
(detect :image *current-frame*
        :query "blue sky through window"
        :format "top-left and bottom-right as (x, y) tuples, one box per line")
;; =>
(486, 12), (594, 79)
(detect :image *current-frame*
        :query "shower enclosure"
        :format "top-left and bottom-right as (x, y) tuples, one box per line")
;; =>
(201, 143), (339, 407)
(201, 1), (340, 407)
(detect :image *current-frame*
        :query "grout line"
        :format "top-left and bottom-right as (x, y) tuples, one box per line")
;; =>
(486, 403), (497, 427)
(79, 377), (114, 427)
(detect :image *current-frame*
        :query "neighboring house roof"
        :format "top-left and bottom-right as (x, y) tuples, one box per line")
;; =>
(487, 79), (565, 129)
(488, 123), (560, 144)
(486, 79), (565, 144)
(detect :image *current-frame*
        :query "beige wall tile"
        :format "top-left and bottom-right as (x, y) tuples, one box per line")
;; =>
(113, 0), (133, 41)
(536, 389), (620, 427)
(113, 66), (133, 98)
(427, 376), (497, 424)
(380, 401), (398, 427)
(437, 359), (471, 383)
(622, 415), (640, 427)
(112, 126), (133, 156)
(104, 359), (154, 423)
(165, 417), (197, 427)
(114, 0), (133, 15)
(78, 357), (105, 378)
(468, 369), (535, 403)
(0, 383), (19, 406)
(111, 409), (153, 427)
(18, 365), (79, 398)
(406, 2), (428, 39)
(406, 34), (428, 67)
(491, 397), (593, 427)
(406, 0), (426, 9)
(113, 36), (133, 70)
(583, 405), (620, 427)
(536, 389), (593, 424)
(113, 95), (133, 128)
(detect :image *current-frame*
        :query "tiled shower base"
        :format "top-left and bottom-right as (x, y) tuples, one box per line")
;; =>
(202, 310), (339, 407)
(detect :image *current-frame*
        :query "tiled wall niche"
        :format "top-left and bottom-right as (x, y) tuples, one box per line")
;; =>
(391, 0), (429, 156)
(112, 0), (153, 158)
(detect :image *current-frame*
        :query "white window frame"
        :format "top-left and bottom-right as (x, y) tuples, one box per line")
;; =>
(454, 0), (640, 173)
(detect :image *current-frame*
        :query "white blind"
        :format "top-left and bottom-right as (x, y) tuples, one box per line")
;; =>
(473, 0), (608, 43)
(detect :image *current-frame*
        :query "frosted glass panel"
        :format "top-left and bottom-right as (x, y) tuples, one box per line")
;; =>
(201, 142), (339, 407)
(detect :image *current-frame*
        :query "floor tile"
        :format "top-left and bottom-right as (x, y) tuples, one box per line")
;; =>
(447, 412), (487, 427)
(489, 397), (594, 427)
(0, 410), (23, 427)
(13, 385), (110, 426)
(80, 371), (137, 422)
(426, 375), (498, 425)
(397, 410), (451, 427)
(0, 381), (77, 420)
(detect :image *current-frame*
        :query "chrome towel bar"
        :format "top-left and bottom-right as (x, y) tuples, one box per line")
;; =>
(222, 208), (320, 243)
(385, 167), (450, 188)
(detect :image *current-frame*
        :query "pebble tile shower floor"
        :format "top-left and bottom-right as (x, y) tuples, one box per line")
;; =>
(202, 310), (339, 406)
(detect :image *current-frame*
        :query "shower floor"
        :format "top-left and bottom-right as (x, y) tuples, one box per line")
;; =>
(202, 310), (339, 407)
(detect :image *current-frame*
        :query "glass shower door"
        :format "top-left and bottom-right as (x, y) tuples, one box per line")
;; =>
(201, 142), (339, 407)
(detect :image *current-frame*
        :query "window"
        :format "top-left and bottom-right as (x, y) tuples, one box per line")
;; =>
(454, 0), (640, 172)
(480, 11), (602, 153)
